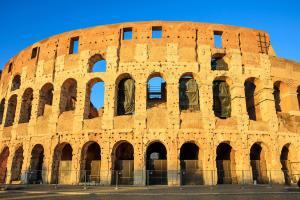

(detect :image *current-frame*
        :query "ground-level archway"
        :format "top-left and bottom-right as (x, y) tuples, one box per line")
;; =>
(0, 147), (9, 184)
(280, 144), (292, 185)
(111, 141), (134, 185)
(11, 146), (24, 183)
(250, 142), (268, 184)
(180, 142), (203, 185)
(80, 141), (101, 183)
(146, 141), (167, 185)
(28, 144), (44, 184)
(216, 142), (236, 184)
(51, 143), (73, 184)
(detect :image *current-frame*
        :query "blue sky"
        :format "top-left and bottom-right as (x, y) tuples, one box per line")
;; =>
(0, 0), (299, 108)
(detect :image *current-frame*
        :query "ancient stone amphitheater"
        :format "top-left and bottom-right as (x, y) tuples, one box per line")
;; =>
(0, 21), (299, 186)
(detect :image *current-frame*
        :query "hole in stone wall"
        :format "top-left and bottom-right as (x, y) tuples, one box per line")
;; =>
(85, 79), (105, 119)
(214, 31), (223, 48)
(80, 142), (101, 183)
(147, 74), (166, 108)
(297, 86), (300, 110)
(8, 63), (12, 73)
(59, 79), (77, 114)
(211, 54), (228, 70)
(179, 74), (199, 111)
(273, 81), (282, 112)
(31, 47), (39, 59)
(88, 54), (106, 72)
(123, 27), (132, 40)
(4, 95), (17, 127)
(37, 83), (53, 117)
(69, 36), (79, 54)
(216, 142), (235, 184)
(0, 147), (9, 184)
(116, 75), (135, 115)
(250, 143), (268, 184)
(28, 144), (44, 184)
(0, 99), (5, 124)
(244, 78), (261, 121)
(11, 75), (21, 91)
(213, 79), (231, 119)
(152, 26), (162, 39)
(19, 88), (33, 123)
(11, 146), (24, 182)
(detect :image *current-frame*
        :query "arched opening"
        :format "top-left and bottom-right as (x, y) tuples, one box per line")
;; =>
(244, 78), (262, 121)
(216, 142), (236, 184)
(297, 86), (300, 110)
(28, 144), (44, 184)
(37, 83), (53, 117)
(213, 78), (231, 119)
(88, 54), (106, 72)
(211, 53), (228, 70)
(116, 74), (135, 115)
(250, 143), (268, 184)
(0, 99), (5, 124)
(180, 142), (202, 185)
(112, 141), (134, 185)
(179, 74), (199, 111)
(11, 146), (24, 182)
(147, 73), (166, 108)
(280, 144), (292, 185)
(0, 147), (9, 184)
(273, 81), (282, 112)
(84, 78), (105, 119)
(146, 142), (167, 185)
(19, 88), (33, 123)
(59, 79), (77, 114)
(80, 142), (101, 183)
(51, 143), (73, 184)
(4, 95), (17, 127)
(11, 75), (21, 91)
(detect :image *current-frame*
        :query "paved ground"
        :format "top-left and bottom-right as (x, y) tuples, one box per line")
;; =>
(0, 184), (299, 200)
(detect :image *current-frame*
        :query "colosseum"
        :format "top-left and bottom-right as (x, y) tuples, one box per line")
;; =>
(0, 21), (299, 186)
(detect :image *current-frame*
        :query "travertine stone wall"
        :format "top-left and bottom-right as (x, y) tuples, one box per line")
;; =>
(0, 21), (299, 186)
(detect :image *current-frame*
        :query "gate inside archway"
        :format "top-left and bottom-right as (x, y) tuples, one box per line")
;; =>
(250, 143), (268, 184)
(216, 142), (236, 184)
(146, 142), (167, 185)
(180, 142), (203, 185)
(112, 141), (134, 185)
(11, 146), (24, 183)
(51, 143), (73, 184)
(280, 144), (292, 185)
(0, 147), (9, 184)
(28, 144), (44, 184)
(80, 142), (101, 183)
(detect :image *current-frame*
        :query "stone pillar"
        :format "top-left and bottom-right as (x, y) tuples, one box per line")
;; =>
(102, 82), (115, 130)
(100, 140), (111, 185)
(167, 137), (179, 186)
(73, 81), (86, 132)
(133, 138), (145, 185)
(71, 144), (81, 184)
(134, 80), (147, 130)
(167, 82), (180, 130)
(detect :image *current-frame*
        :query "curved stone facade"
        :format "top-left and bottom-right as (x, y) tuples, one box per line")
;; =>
(0, 21), (299, 186)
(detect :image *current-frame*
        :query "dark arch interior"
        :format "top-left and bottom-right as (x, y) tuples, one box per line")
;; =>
(11, 75), (21, 91)
(273, 82), (281, 112)
(29, 144), (44, 184)
(60, 79), (77, 113)
(146, 142), (167, 185)
(216, 143), (233, 184)
(38, 83), (53, 117)
(112, 142), (134, 185)
(280, 145), (291, 185)
(180, 143), (199, 160)
(244, 80), (257, 120)
(0, 147), (9, 184)
(11, 146), (24, 182)
(250, 143), (262, 160)
(0, 99), (5, 124)
(19, 88), (33, 123)
(213, 80), (231, 119)
(179, 76), (199, 111)
(216, 143), (232, 160)
(5, 95), (17, 127)
(117, 77), (135, 115)
(146, 142), (167, 160)
(250, 143), (268, 184)
(80, 142), (101, 183)
(61, 144), (73, 160)
(297, 86), (300, 110)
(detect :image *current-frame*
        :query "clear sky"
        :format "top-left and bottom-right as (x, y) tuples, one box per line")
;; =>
(0, 0), (299, 108)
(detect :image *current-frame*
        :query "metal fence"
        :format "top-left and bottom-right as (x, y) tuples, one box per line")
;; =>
(1, 169), (300, 188)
